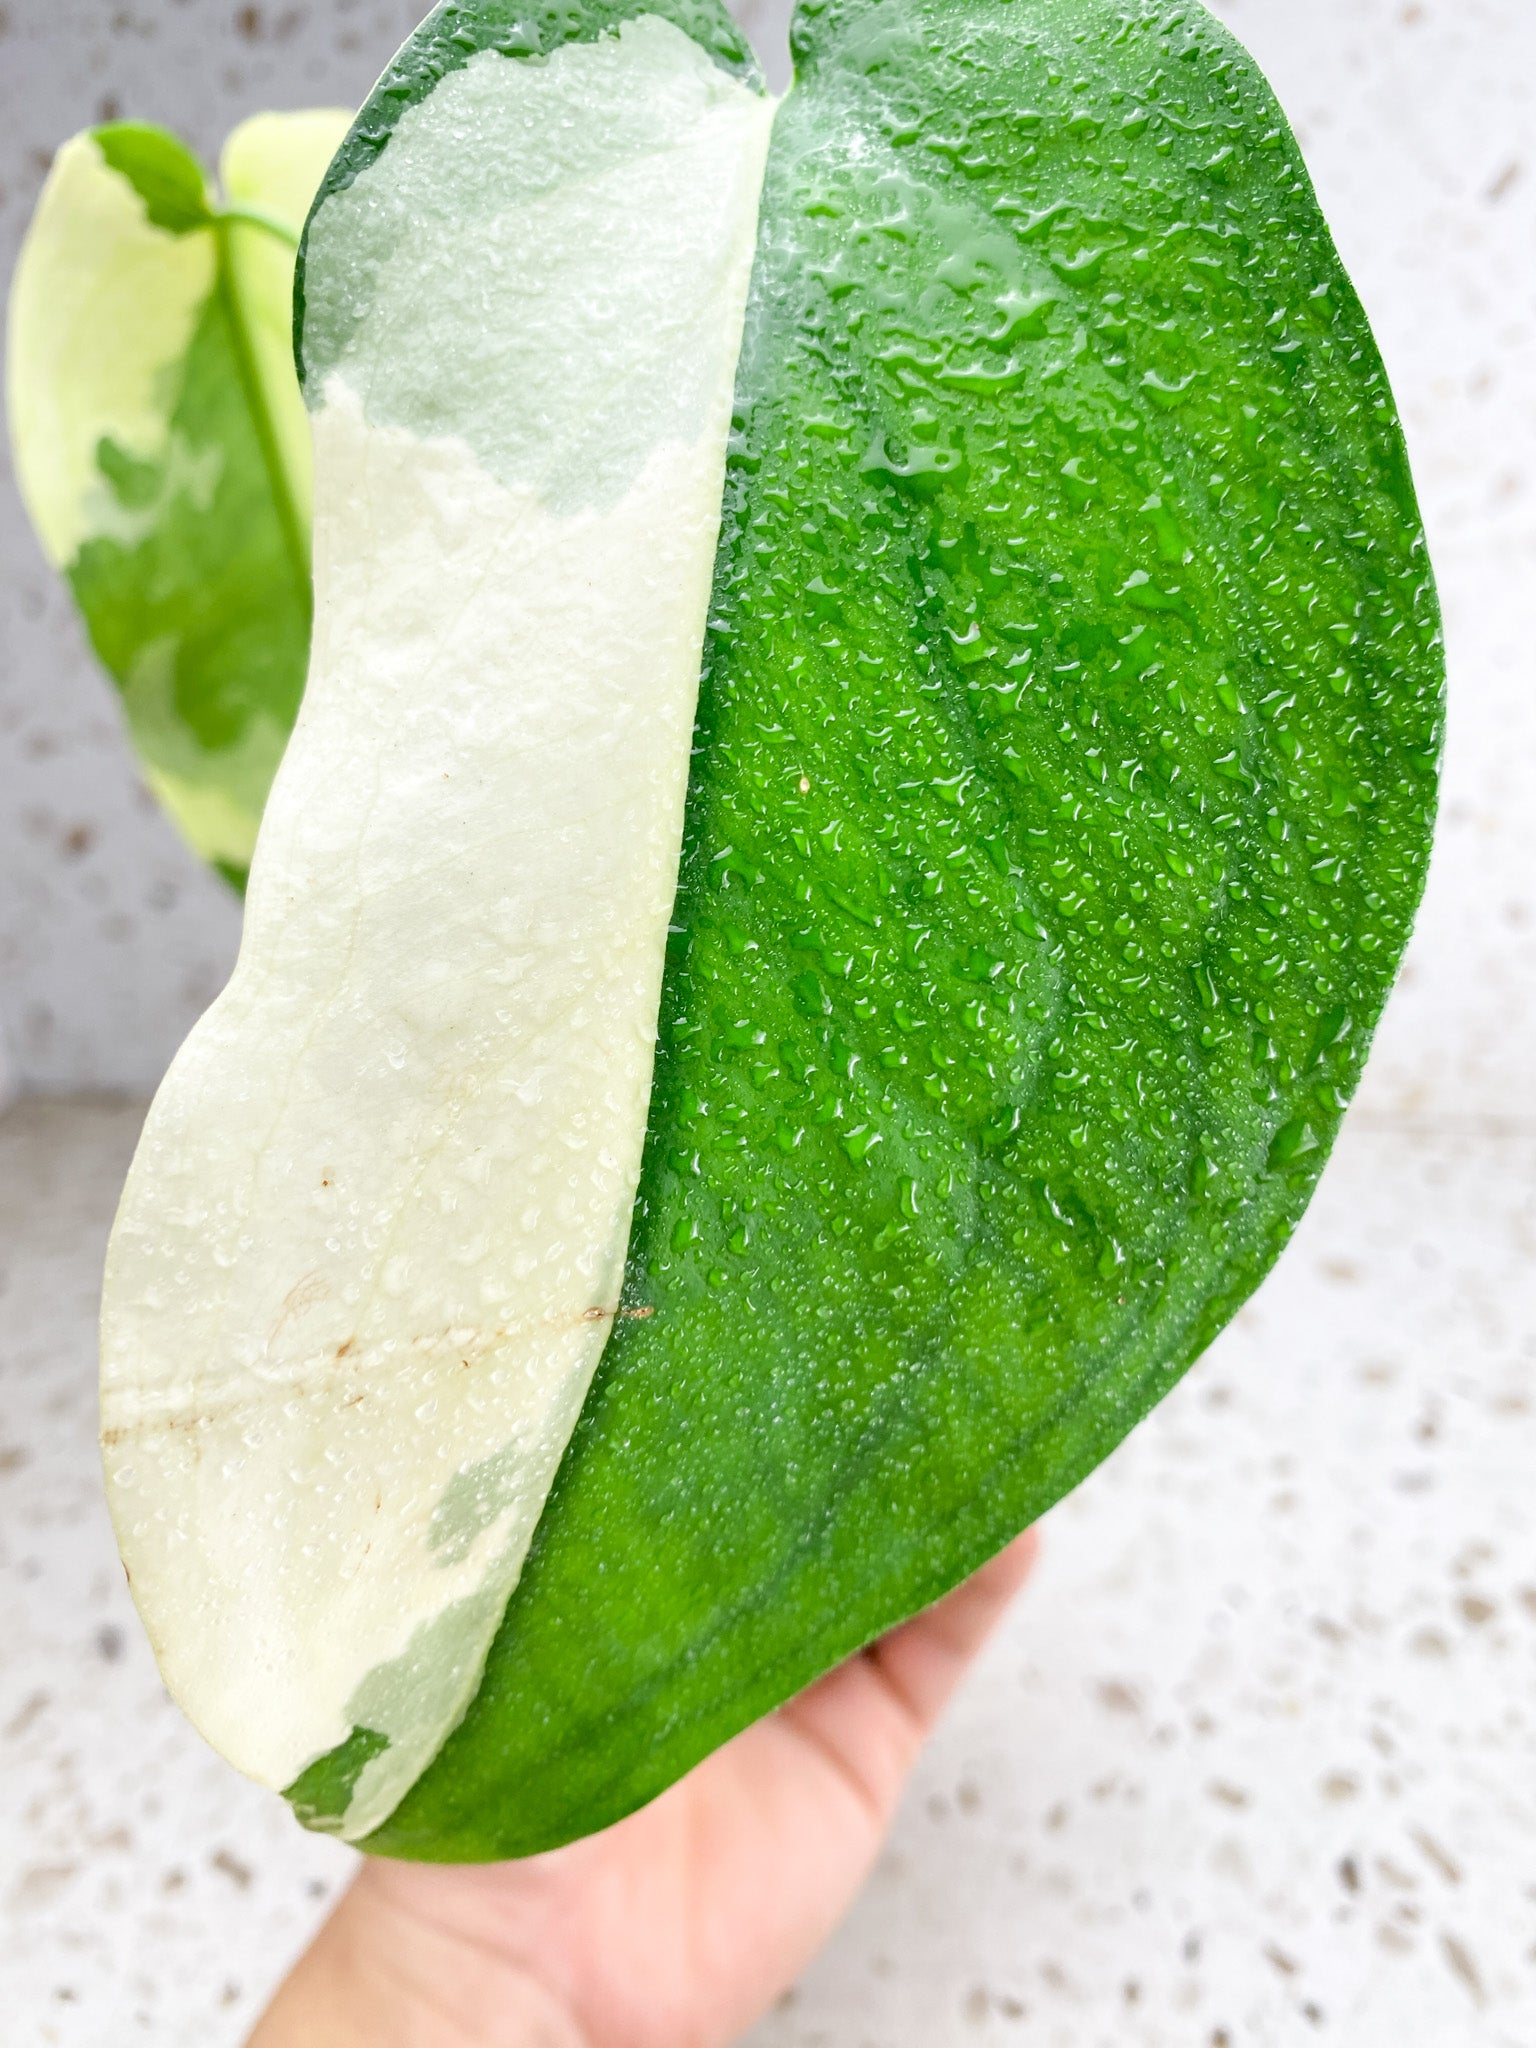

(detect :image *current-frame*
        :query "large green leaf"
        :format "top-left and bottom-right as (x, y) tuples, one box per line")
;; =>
(7, 110), (351, 882)
(361, 0), (1441, 1858)
(95, 0), (1440, 1863)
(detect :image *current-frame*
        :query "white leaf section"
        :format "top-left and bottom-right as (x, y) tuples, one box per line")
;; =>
(7, 134), (214, 569)
(101, 19), (774, 1841)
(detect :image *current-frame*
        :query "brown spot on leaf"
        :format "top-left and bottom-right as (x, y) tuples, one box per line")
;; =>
(103, 1409), (203, 1448)
(270, 1270), (330, 1345)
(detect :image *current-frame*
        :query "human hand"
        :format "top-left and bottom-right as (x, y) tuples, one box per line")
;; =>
(248, 1529), (1037, 2048)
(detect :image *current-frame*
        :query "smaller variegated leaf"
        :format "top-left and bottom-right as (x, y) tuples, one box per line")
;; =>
(7, 109), (351, 884)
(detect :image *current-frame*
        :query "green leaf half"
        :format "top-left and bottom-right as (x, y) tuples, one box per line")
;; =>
(369, 0), (1442, 1859)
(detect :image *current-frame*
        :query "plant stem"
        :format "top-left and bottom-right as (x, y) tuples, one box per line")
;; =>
(217, 201), (301, 249)
(214, 213), (311, 625)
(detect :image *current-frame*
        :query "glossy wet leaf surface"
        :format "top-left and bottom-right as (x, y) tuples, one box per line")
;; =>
(360, 0), (1440, 1858)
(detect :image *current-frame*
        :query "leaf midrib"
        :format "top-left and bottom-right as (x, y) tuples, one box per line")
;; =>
(213, 211), (311, 629)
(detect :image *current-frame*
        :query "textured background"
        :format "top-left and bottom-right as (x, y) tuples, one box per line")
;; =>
(2, 1), (1534, 2044)
(0, 0), (1531, 1114)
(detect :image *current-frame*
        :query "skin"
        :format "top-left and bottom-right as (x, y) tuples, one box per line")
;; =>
(248, 1529), (1037, 2048)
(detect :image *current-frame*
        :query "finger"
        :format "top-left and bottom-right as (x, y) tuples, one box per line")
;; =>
(865, 1526), (1039, 1735)
(775, 1527), (1038, 1826)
